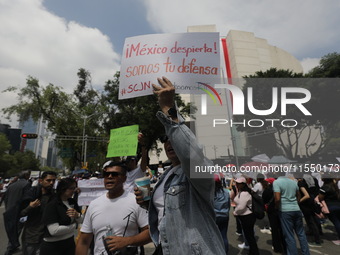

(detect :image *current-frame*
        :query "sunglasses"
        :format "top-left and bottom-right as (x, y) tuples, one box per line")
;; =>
(159, 135), (169, 143)
(103, 171), (123, 178)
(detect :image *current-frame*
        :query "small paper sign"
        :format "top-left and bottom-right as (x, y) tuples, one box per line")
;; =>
(106, 125), (139, 157)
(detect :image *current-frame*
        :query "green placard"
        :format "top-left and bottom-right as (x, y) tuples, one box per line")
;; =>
(106, 125), (139, 157)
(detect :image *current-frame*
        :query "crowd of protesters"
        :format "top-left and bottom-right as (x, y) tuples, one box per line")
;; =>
(0, 77), (340, 255)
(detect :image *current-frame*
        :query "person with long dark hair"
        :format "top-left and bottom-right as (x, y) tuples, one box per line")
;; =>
(214, 174), (230, 254)
(233, 177), (259, 255)
(252, 174), (271, 235)
(296, 176), (322, 247)
(40, 178), (82, 255)
(262, 178), (286, 253)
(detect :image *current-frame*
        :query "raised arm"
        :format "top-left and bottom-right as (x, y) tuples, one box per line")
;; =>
(138, 133), (148, 172)
(153, 77), (214, 201)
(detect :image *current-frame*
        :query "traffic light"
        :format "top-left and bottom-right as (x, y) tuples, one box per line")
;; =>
(21, 133), (38, 139)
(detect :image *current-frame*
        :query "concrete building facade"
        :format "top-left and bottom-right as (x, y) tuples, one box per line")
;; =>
(186, 25), (305, 161)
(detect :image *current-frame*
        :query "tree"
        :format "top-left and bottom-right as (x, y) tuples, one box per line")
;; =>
(233, 68), (324, 159)
(2, 70), (107, 170)
(0, 133), (11, 155)
(308, 52), (340, 78)
(306, 52), (340, 155)
(0, 134), (40, 177)
(100, 72), (194, 156)
(0, 133), (12, 176)
(2, 69), (194, 169)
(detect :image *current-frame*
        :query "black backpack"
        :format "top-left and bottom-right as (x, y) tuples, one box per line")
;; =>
(247, 191), (265, 219)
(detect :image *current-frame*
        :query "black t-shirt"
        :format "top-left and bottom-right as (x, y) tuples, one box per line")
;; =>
(297, 180), (314, 208)
(262, 184), (275, 213)
(24, 194), (53, 243)
(320, 183), (340, 207)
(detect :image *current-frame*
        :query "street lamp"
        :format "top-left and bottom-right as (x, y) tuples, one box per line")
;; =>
(81, 112), (102, 168)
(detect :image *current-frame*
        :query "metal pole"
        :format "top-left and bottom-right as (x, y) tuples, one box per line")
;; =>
(83, 135), (88, 166)
(220, 75), (240, 170)
(81, 117), (87, 166)
(80, 111), (102, 168)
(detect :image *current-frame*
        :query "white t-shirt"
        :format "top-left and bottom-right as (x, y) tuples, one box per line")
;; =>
(124, 165), (145, 193)
(81, 191), (148, 255)
(152, 166), (179, 231)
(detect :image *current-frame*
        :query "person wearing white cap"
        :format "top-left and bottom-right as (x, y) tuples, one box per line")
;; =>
(123, 134), (148, 193)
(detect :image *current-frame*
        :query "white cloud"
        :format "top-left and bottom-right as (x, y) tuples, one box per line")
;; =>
(143, 0), (340, 59)
(300, 58), (320, 74)
(0, 0), (121, 127)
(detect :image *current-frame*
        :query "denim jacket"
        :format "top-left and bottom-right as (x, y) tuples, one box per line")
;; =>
(148, 111), (225, 255)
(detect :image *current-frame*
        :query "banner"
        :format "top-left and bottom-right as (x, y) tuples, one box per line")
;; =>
(77, 179), (106, 206)
(119, 32), (220, 99)
(106, 125), (139, 157)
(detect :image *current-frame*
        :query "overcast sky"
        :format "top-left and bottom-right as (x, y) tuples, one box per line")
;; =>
(1, 0), (339, 127)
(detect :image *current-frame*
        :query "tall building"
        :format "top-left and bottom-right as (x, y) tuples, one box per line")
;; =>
(186, 25), (304, 161)
(0, 123), (21, 154)
(19, 117), (63, 169)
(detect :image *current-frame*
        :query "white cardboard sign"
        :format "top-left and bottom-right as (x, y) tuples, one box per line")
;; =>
(77, 179), (106, 206)
(119, 32), (220, 99)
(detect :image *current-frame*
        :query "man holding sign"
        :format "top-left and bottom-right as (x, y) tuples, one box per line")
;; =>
(135, 77), (225, 254)
(124, 133), (148, 193)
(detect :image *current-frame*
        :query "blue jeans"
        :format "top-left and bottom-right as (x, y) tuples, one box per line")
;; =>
(216, 217), (229, 254)
(279, 211), (310, 255)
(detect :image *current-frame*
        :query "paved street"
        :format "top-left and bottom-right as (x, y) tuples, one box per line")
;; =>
(1, 204), (339, 254)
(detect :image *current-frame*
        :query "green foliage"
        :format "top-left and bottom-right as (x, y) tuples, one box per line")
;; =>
(100, 72), (194, 155)
(2, 69), (109, 170)
(0, 133), (40, 177)
(12, 150), (40, 171)
(307, 52), (340, 78)
(306, 52), (340, 155)
(234, 68), (322, 159)
(2, 69), (193, 169)
(0, 133), (11, 154)
(234, 56), (340, 159)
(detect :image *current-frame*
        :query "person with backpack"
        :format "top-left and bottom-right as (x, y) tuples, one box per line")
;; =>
(233, 177), (259, 255)
(214, 174), (230, 254)
(252, 174), (271, 234)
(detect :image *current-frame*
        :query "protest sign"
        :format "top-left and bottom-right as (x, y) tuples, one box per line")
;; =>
(77, 179), (106, 206)
(119, 32), (220, 99)
(106, 124), (139, 157)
